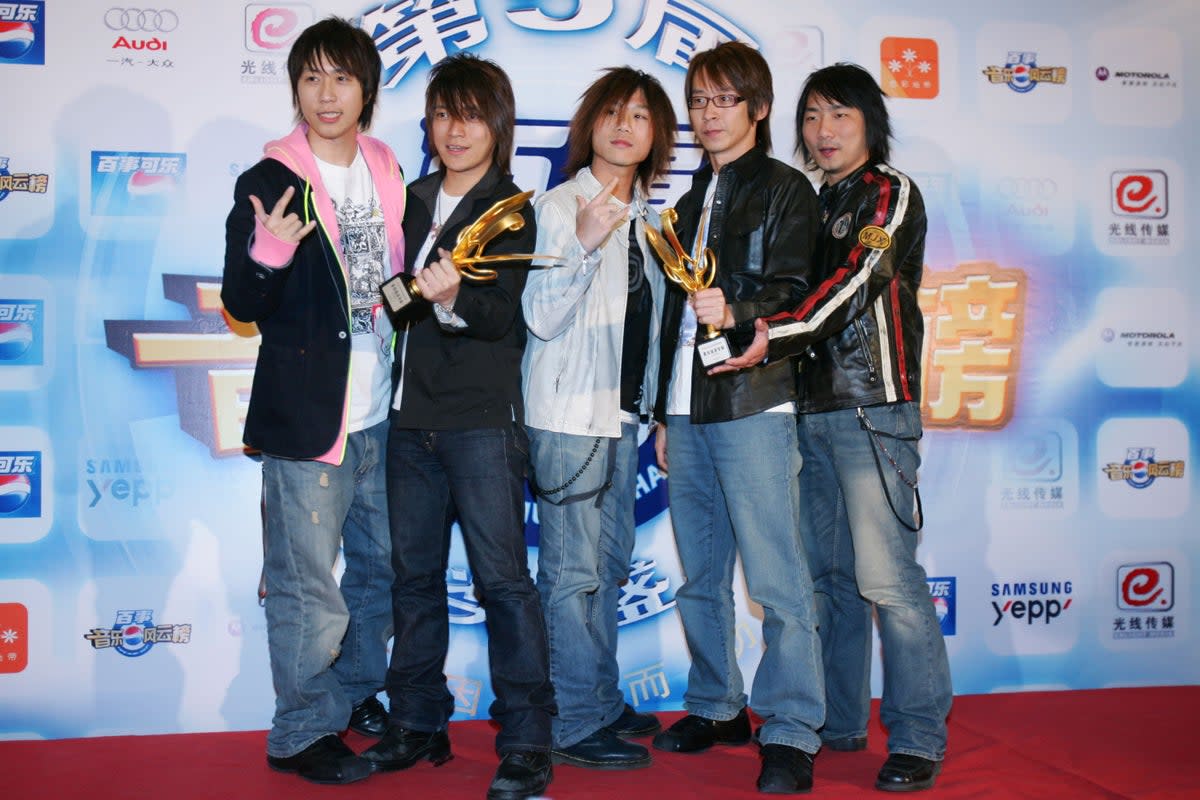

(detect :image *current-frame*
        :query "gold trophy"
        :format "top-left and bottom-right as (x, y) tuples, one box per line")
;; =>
(644, 207), (733, 367)
(381, 190), (552, 313)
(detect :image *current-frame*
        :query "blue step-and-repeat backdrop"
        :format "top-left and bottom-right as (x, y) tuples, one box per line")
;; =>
(0, 0), (1196, 739)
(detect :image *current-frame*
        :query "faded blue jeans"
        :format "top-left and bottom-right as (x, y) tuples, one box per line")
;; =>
(261, 420), (394, 758)
(796, 402), (951, 761)
(528, 422), (638, 748)
(666, 411), (825, 754)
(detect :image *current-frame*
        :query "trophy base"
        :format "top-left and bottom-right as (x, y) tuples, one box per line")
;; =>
(697, 334), (733, 367)
(381, 273), (419, 314)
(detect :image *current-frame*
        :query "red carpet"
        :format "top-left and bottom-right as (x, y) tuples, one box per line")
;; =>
(4, 687), (1196, 798)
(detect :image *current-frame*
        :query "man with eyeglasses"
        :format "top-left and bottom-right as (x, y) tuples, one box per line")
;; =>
(650, 41), (825, 794)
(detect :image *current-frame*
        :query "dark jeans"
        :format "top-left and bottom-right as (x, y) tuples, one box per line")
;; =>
(384, 420), (554, 753)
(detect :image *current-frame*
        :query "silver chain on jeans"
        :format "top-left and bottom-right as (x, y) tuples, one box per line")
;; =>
(856, 407), (923, 531)
(533, 436), (602, 497)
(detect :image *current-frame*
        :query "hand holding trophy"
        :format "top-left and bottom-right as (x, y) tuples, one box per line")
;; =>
(381, 190), (551, 314)
(643, 207), (733, 367)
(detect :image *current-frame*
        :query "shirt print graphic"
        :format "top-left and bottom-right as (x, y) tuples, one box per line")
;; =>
(335, 194), (387, 336)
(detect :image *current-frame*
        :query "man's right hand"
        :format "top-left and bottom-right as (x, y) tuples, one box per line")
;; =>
(249, 185), (317, 244)
(575, 176), (629, 254)
(654, 423), (668, 474)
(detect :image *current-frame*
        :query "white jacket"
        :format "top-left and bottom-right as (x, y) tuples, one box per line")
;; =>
(522, 167), (665, 437)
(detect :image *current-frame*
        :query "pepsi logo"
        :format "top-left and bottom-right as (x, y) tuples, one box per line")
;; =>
(932, 596), (949, 623)
(126, 170), (176, 196)
(0, 473), (31, 514)
(0, 321), (33, 361)
(122, 624), (145, 648)
(0, 21), (34, 60)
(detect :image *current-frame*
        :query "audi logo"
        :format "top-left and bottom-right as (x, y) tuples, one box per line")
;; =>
(996, 176), (1058, 199)
(104, 8), (179, 32)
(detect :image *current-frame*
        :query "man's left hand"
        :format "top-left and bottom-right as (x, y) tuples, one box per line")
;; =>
(708, 318), (769, 375)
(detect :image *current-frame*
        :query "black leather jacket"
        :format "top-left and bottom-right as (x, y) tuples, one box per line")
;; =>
(764, 163), (926, 413)
(654, 146), (819, 423)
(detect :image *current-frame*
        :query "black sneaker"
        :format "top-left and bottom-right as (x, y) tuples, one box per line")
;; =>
(266, 734), (372, 784)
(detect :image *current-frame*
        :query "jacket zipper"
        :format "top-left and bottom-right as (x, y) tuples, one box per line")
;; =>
(854, 319), (878, 382)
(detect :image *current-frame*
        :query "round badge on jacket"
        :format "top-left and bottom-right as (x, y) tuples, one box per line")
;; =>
(858, 225), (891, 250)
(832, 212), (852, 239)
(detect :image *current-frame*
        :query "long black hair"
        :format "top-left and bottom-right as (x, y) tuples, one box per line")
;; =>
(796, 62), (892, 167)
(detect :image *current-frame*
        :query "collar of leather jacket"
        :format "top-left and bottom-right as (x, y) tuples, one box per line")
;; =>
(693, 144), (770, 187)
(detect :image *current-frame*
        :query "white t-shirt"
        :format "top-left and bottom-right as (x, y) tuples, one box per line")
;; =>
(314, 150), (394, 433)
(391, 186), (466, 413)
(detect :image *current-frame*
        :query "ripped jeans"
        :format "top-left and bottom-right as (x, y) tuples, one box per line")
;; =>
(261, 420), (394, 757)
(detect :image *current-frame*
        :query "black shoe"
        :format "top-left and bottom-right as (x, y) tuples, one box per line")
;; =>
(823, 735), (868, 752)
(606, 704), (662, 738)
(361, 725), (453, 771)
(552, 728), (652, 770)
(487, 750), (553, 800)
(757, 743), (814, 794)
(652, 709), (752, 753)
(266, 734), (372, 784)
(875, 753), (941, 792)
(347, 695), (388, 738)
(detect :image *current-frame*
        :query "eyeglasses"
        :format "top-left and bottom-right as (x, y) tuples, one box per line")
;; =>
(686, 94), (744, 109)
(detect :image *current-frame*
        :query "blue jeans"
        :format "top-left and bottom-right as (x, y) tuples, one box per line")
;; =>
(261, 420), (394, 758)
(666, 412), (825, 754)
(796, 402), (952, 761)
(385, 421), (554, 753)
(528, 422), (638, 748)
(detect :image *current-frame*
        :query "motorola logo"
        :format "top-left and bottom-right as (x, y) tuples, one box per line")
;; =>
(104, 8), (179, 33)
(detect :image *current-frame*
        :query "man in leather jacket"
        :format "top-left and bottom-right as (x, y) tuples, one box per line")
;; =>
(717, 62), (952, 793)
(649, 41), (826, 795)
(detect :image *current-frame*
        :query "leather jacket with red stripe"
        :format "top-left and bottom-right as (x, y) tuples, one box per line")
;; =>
(763, 163), (926, 413)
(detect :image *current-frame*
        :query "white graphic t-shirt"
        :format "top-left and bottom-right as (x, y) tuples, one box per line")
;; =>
(315, 150), (394, 433)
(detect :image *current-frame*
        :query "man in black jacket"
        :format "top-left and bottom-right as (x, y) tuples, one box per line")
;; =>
(649, 41), (825, 794)
(221, 17), (402, 785)
(359, 54), (555, 800)
(716, 62), (952, 793)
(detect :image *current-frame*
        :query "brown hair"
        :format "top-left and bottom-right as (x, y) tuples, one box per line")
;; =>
(424, 53), (516, 175)
(564, 67), (678, 193)
(288, 17), (382, 130)
(685, 41), (773, 152)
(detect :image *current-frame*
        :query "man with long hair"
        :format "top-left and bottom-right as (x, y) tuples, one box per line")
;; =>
(716, 61), (953, 793)
(360, 54), (555, 800)
(522, 66), (676, 771)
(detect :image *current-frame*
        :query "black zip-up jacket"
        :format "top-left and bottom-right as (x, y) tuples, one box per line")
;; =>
(654, 146), (819, 423)
(763, 163), (926, 412)
(390, 164), (534, 430)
